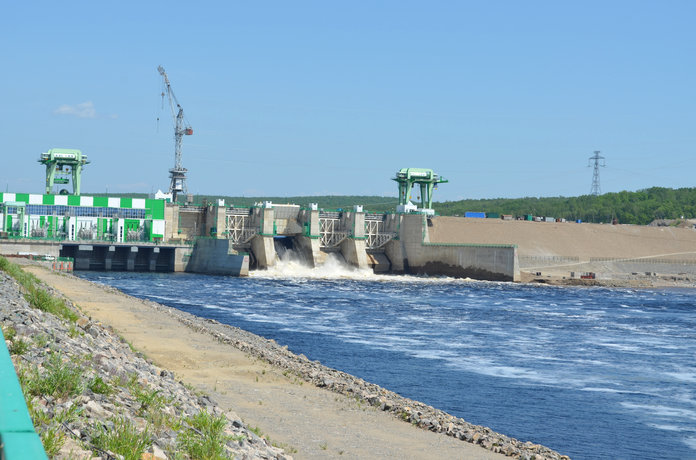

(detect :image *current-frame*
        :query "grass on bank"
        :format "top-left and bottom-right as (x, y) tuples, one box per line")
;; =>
(0, 255), (78, 322)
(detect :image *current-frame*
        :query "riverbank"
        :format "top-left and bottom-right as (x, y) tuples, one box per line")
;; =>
(521, 270), (696, 288)
(6, 259), (567, 459)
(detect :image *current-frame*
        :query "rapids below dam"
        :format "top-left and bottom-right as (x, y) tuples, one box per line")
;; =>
(76, 255), (696, 460)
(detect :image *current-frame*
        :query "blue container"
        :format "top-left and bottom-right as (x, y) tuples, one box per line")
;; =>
(465, 211), (486, 218)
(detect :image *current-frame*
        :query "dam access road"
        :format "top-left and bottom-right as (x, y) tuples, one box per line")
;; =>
(15, 260), (567, 460)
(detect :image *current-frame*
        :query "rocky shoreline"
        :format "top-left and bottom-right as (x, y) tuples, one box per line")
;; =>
(2, 261), (568, 459)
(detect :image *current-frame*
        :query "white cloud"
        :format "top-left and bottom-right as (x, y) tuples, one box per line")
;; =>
(53, 101), (97, 119)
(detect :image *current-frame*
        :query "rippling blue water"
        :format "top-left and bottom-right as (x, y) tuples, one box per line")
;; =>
(76, 269), (696, 460)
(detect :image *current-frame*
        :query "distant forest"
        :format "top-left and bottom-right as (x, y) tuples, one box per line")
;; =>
(90, 186), (696, 226)
(434, 187), (696, 225)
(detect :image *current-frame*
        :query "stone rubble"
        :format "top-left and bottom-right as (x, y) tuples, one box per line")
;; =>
(1, 266), (570, 459)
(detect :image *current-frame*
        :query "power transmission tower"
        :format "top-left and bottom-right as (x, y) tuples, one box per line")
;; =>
(588, 150), (605, 196)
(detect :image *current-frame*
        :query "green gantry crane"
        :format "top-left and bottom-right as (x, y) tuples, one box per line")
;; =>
(38, 148), (89, 195)
(393, 168), (447, 211)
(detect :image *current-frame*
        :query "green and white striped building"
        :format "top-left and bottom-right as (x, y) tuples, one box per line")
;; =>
(0, 193), (165, 243)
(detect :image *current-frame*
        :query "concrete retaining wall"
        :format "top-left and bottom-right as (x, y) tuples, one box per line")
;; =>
(386, 214), (519, 281)
(0, 241), (61, 259)
(185, 239), (249, 276)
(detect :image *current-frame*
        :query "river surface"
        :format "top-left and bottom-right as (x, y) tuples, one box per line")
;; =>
(76, 258), (696, 460)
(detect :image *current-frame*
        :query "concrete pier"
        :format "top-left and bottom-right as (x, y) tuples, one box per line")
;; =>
(185, 239), (249, 276)
(385, 214), (520, 281)
(251, 235), (276, 269)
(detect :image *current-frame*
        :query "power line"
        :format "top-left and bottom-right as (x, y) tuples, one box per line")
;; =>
(588, 150), (606, 196)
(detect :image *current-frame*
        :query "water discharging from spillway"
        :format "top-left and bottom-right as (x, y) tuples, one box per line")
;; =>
(256, 239), (467, 283)
(252, 249), (378, 280)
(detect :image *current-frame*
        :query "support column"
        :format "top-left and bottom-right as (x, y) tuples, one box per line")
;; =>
(294, 236), (321, 268)
(250, 204), (276, 269)
(340, 207), (368, 269)
(104, 246), (115, 270)
(340, 238), (368, 269)
(173, 247), (190, 272)
(251, 235), (276, 269)
(216, 206), (226, 238)
(127, 246), (138, 271)
(149, 247), (160, 271)
(74, 245), (93, 270)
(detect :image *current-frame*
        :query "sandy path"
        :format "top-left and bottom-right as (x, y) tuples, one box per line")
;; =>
(22, 263), (505, 460)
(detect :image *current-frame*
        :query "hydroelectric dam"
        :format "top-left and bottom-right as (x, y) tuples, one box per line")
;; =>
(0, 162), (519, 281)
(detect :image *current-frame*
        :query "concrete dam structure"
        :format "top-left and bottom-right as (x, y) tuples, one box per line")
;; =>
(170, 201), (519, 281)
(0, 193), (518, 280)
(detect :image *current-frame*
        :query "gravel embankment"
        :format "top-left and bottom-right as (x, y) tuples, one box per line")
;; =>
(0, 269), (288, 459)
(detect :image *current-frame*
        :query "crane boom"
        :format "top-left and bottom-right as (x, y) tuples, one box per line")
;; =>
(158, 65), (193, 203)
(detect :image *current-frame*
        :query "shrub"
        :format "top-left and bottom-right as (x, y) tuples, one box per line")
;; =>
(88, 376), (114, 396)
(177, 410), (232, 460)
(91, 417), (150, 460)
(24, 353), (84, 399)
(9, 337), (30, 355)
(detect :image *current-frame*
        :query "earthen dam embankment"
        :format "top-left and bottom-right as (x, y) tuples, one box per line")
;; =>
(428, 216), (696, 280)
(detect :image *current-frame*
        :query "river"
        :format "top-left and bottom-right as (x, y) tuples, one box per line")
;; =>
(75, 256), (696, 460)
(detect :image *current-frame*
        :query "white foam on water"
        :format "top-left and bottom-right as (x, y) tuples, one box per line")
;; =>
(446, 356), (550, 382)
(683, 436), (696, 451)
(580, 387), (637, 394)
(647, 423), (687, 432)
(620, 402), (696, 420)
(664, 372), (696, 383)
(594, 342), (644, 353)
(250, 252), (473, 284)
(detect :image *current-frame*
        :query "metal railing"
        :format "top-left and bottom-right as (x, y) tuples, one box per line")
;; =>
(0, 329), (48, 459)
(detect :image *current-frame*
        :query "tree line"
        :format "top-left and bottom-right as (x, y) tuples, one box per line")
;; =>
(92, 187), (696, 226)
(433, 187), (696, 225)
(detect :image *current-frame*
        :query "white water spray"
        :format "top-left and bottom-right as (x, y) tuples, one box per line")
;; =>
(250, 249), (471, 284)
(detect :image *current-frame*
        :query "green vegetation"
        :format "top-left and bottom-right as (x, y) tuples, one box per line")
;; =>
(0, 256), (78, 322)
(435, 187), (696, 225)
(20, 352), (85, 399)
(9, 336), (30, 355)
(29, 404), (81, 457)
(91, 417), (151, 460)
(88, 375), (115, 396)
(2, 325), (29, 355)
(33, 333), (50, 348)
(2, 324), (16, 341)
(177, 410), (233, 460)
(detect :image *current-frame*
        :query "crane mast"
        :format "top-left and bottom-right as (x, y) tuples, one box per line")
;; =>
(158, 65), (193, 203)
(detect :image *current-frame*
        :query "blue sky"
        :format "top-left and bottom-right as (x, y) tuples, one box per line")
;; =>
(1, 1), (694, 201)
